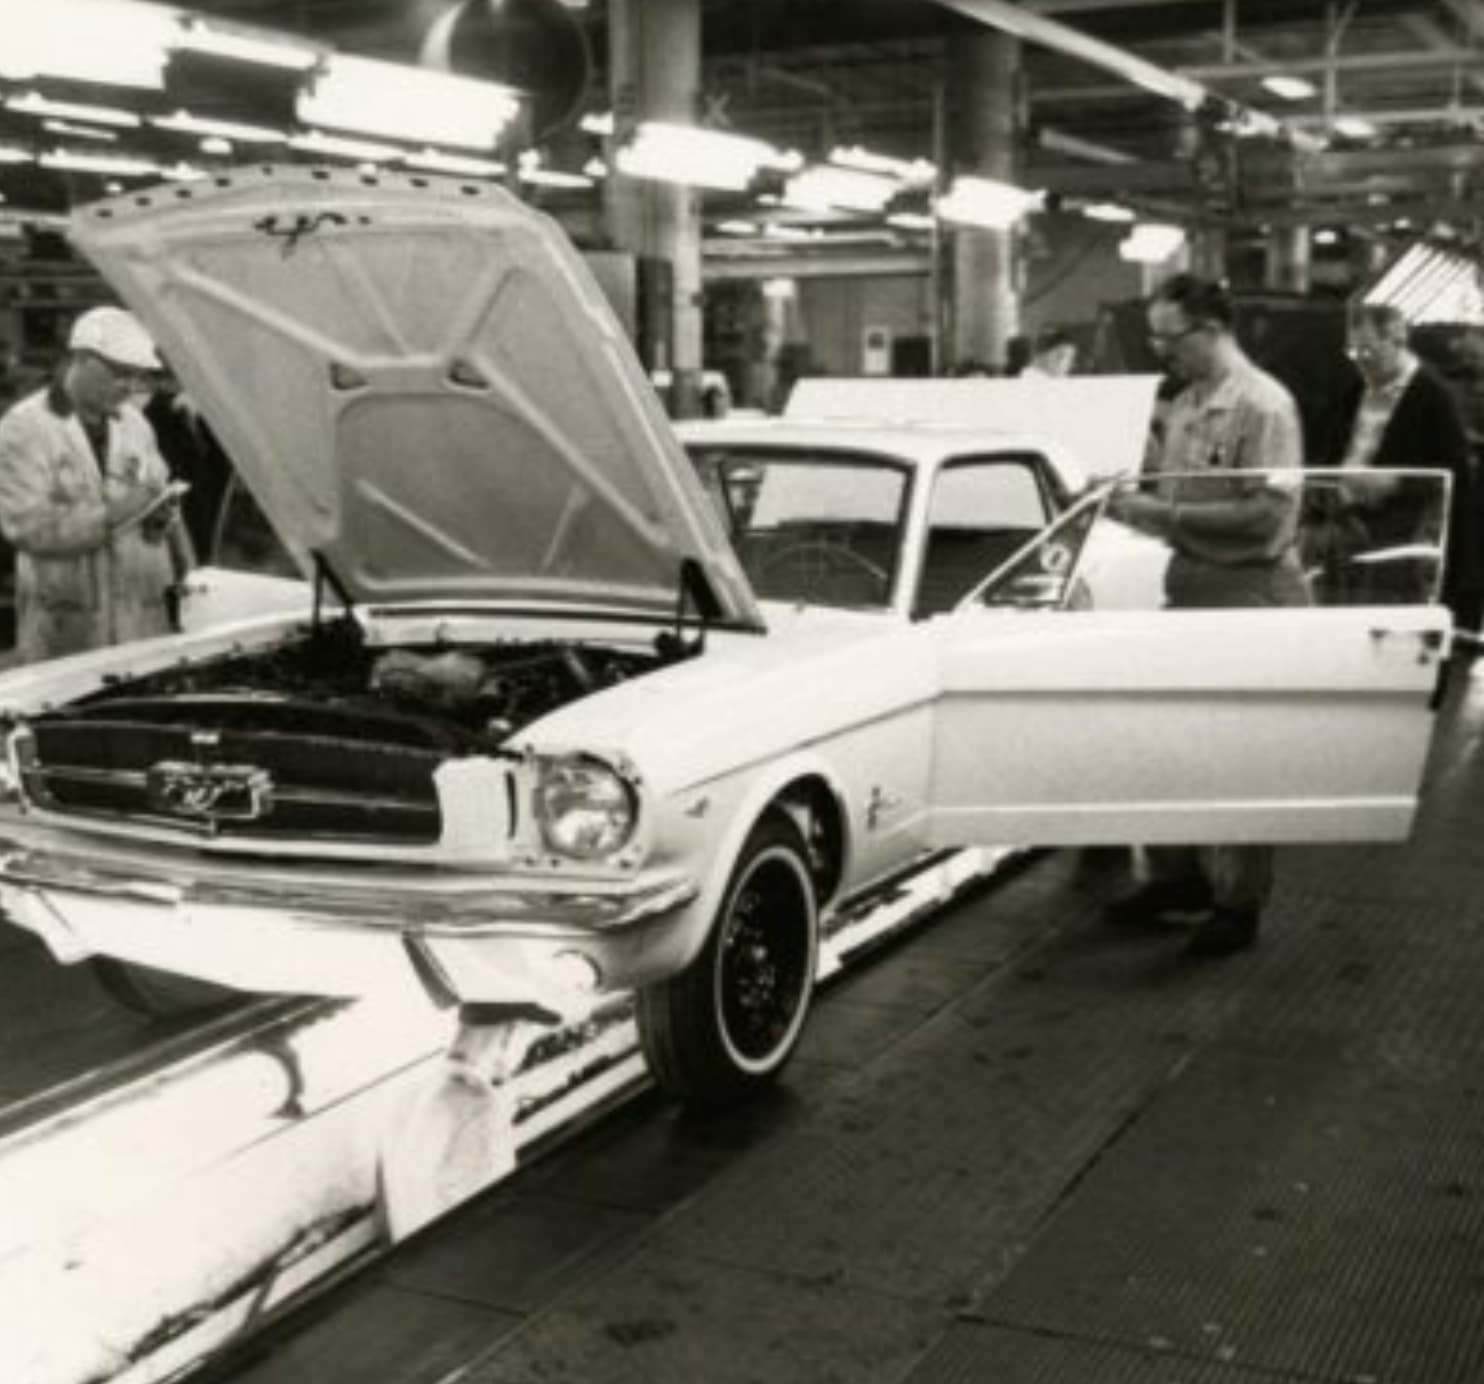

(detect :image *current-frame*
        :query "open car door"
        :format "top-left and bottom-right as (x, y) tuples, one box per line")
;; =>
(925, 470), (1450, 847)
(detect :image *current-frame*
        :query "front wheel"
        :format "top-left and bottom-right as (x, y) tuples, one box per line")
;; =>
(638, 813), (818, 1108)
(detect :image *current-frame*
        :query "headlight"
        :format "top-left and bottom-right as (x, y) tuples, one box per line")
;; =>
(535, 755), (637, 861)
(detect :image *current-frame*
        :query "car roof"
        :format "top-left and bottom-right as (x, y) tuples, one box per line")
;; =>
(674, 416), (1072, 471)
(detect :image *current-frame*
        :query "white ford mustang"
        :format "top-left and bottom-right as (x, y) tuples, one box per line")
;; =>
(0, 166), (1449, 1107)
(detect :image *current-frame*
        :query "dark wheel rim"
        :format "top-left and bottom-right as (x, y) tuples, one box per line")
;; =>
(716, 848), (814, 1070)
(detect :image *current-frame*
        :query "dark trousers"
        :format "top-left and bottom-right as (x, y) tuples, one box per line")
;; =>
(1149, 549), (1310, 914)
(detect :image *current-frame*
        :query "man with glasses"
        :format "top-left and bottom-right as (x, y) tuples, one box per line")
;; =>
(1104, 273), (1308, 957)
(0, 306), (182, 663)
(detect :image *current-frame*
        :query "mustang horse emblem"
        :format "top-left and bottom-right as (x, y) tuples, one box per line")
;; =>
(146, 762), (274, 823)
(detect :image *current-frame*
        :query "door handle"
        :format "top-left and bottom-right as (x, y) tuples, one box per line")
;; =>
(1369, 626), (1446, 661)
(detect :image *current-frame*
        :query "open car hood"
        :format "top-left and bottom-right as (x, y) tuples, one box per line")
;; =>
(70, 166), (763, 630)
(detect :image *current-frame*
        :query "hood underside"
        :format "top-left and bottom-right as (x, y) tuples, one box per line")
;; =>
(70, 165), (763, 630)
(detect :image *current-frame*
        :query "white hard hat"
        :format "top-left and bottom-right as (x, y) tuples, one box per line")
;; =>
(69, 306), (160, 371)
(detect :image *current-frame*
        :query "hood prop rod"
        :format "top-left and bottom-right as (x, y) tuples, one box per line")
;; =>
(310, 551), (360, 643)
(657, 557), (722, 661)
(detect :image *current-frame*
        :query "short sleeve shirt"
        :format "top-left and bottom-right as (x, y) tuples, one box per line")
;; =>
(1154, 356), (1304, 564)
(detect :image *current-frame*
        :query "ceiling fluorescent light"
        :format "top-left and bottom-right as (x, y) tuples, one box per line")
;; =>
(0, 148), (34, 166)
(829, 145), (936, 184)
(784, 164), (899, 213)
(40, 149), (162, 178)
(7, 93), (141, 128)
(935, 175), (1044, 230)
(405, 149), (507, 178)
(516, 153), (591, 189)
(717, 220), (758, 235)
(1333, 115), (1379, 139)
(1, 0), (175, 89)
(1262, 74), (1317, 101)
(300, 55), (519, 151)
(43, 120), (119, 144)
(616, 122), (780, 192)
(151, 112), (287, 145)
(1119, 222), (1185, 264)
(175, 17), (323, 71)
(288, 130), (406, 163)
(1083, 201), (1136, 223)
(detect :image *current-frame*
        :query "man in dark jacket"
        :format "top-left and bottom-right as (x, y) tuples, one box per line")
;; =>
(1316, 303), (1477, 618)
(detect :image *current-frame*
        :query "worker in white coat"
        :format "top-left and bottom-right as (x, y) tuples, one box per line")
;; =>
(0, 307), (184, 663)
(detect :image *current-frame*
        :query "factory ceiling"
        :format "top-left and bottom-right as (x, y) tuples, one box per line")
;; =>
(3, 1), (1484, 254)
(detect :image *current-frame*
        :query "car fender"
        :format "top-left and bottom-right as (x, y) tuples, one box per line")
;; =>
(656, 749), (852, 981)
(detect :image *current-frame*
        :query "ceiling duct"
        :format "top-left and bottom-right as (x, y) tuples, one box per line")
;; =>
(419, 0), (590, 140)
(935, 0), (1309, 147)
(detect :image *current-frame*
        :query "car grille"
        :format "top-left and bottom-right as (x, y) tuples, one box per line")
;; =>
(18, 719), (446, 845)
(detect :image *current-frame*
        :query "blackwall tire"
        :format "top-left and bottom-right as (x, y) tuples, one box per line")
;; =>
(638, 813), (818, 1109)
(89, 958), (244, 1020)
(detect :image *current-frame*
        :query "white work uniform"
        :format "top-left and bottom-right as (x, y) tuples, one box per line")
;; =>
(0, 384), (176, 663)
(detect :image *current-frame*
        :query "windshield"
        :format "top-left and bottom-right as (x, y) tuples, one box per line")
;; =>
(687, 446), (909, 609)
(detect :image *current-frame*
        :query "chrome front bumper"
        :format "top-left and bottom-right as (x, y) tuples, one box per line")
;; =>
(0, 834), (700, 1017)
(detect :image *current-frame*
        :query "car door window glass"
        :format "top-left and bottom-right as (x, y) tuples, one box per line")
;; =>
(917, 455), (1053, 616)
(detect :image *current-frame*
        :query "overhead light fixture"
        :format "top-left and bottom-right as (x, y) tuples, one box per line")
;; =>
(0, 147), (34, 166)
(1314, 228), (1341, 246)
(199, 136), (233, 157)
(616, 122), (782, 192)
(0, 0), (175, 89)
(40, 148), (162, 178)
(174, 16), (323, 71)
(150, 111), (287, 145)
(6, 93), (140, 128)
(935, 175), (1044, 230)
(43, 120), (119, 144)
(1334, 115), (1379, 139)
(1262, 74), (1318, 101)
(783, 164), (899, 213)
(288, 130), (405, 163)
(404, 148), (507, 178)
(886, 211), (936, 232)
(1083, 201), (1136, 223)
(1119, 221), (1186, 264)
(829, 145), (936, 184)
(299, 55), (519, 151)
(717, 220), (759, 236)
(516, 152), (592, 189)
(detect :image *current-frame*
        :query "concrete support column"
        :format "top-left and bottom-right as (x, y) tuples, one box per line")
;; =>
(1264, 225), (1312, 294)
(947, 31), (1021, 373)
(605, 0), (704, 416)
(1188, 226), (1228, 282)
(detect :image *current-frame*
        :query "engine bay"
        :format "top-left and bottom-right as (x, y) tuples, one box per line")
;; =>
(63, 620), (673, 755)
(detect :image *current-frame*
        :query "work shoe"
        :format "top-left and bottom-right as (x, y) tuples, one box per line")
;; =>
(1184, 907), (1259, 958)
(1102, 878), (1212, 930)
